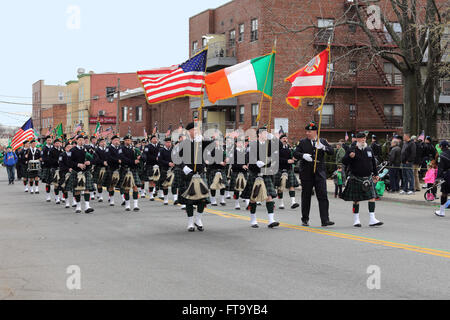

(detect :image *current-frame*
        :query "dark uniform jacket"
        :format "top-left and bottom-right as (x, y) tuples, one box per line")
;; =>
(119, 145), (138, 169)
(41, 145), (53, 168)
(18, 148), (29, 166)
(342, 145), (378, 178)
(142, 143), (160, 168)
(293, 138), (333, 180)
(25, 148), (41, 162)
(59, 151), (75, 174)
(279, 142), (293, 171)
(208, 145), (226, 170)
(438, 149), (450, 180)
(48, 147), (63, 169)
(178, 138), (211, 175)
(106, 145), (121, 171)
(247, 139), (277, 175)
(94, 146), (108, 167)
(158, 147), (173, 170)
(230, 147), (247, 173)
(70, 146), (88, 172)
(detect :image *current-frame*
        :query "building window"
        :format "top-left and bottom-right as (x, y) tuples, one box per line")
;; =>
(202, 37), (207, 48)
(251, 103), (259, 126)
(228, 106), (236, 122)
(203, 109), (207, 121)
(229, 29), (236, 48)
(106, 87), (116, 102)
(192, 41), (198, 54)
(238, 24), (244, 42)
(349, 104), (356, 119)
(383, 22), (402, 43)
(384, 104), (403, 126)
(251, 19), (258, 42)
(78, 86), (84, 102)
(314, 104), (334, 128)
(239, 105), (245, 123)
(349, 61), (357, 75)
(122, 106), (128, 122)
(58, 91), (64, 102)
(317, 18), (334, 43)
(135, 106), (143, 122)
(384, 63), (403, 85)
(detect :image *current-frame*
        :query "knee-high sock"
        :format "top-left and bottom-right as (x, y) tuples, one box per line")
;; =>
(266, 201), (275, 224)
(133, 191), (138, 200)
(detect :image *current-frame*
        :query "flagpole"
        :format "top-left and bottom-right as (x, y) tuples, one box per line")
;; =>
(313, 40), (332, 174)
(256, 39), (277, 127)
(264, 39), (277, 176)
(194, 47), (209, 172)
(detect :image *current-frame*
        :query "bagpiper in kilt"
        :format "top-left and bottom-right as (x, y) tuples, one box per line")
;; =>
(177, 122), (211, 231)
(228, 140), (248, 210)
(84, 137), (97, 198)
(241, 127), (279, 229)
(171, 135), (185, 205)
(206, 140), (228, 206)
(58, 142), (75, 209)
(135, 140), (147, 197)
(18, 141), (30, 192)
(142, 135), (160, 201)
(274, 134), (300, 210)
(103, 136), (121, 206)
(68, 135), (95, 214)
(158, 137), (175, 205)
(341, 132), (383, 227)
(40, 137), (54, 186)
(92, 138), (108, 202)
(44, 139), (63, 203)
(24, 140), (41, 194)
(118, 135), (141, 212)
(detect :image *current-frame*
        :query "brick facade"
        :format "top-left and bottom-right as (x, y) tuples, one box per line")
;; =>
(187, 0), (408, 142)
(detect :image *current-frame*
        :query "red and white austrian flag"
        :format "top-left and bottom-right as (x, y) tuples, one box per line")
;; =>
(285, 48), (329, 109)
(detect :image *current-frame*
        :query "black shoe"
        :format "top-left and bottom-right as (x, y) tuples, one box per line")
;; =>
(291, 203), (300, 209)
(75, 209), (82, 214)
(46, 199), (51, 203)
(268, 221), (280, 228)
(125, 208), (131, 212)
(369, 221), (384, 227)
(220, 202), (226, 206)
(164, 202), (168, 206)
(149, 198), (155, 201)
(251, 224), (259, 228)
(321, 221), (335, 227)
(194, 223), (204, 231)
(212, 203), (218, 206)
(121, 201), (125, 206)
(85, 208), (94, 214)
(98, 199), (103, 203)
(174, 200), (179, 205)
(301, 220), (309, 226)
(279, 206), (285, 210)
(181, 206), (186, 210)
(188, 227), (195, 232)
(354, 224), (362, 228)
(35, 191), (39, 194)
(133, 207), (140, 212)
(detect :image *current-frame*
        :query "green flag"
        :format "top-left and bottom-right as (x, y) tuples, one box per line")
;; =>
(55, 123), (63, 138)
(94, 122), (101, 137)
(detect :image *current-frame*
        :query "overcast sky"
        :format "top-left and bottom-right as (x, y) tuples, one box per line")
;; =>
(0, 0), (230, 127)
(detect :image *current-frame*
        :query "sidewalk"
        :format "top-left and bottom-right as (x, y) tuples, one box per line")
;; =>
(325, 179), (438, 207)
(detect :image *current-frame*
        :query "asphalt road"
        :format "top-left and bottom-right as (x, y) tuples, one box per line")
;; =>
(0, 170), (449, 300)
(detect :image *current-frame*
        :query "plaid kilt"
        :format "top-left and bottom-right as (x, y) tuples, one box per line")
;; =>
(274, 169), (300, 189)
(27, 168), (40, 179)
(69, 170), (94, 193)
(137, 164), (146, 183)
(341, 176), (377, 202)
(42, 167), (57, 184)
(178, 173), (209, 205)
(207, 167), (228, 188)
(229, 171), (248, 191)
(118, 167), (141, 190)
(241, 172), (277, 200)
(158, 167), (173, 188)
(20, 164), (28, 179)
(171, 166), (184, 190)
(58, 170), (72, 192)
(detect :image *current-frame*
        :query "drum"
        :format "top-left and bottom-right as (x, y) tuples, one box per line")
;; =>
(28, 160), (41, 172)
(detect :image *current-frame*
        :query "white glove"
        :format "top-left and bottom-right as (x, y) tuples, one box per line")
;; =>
(256, 160), (265, 168)
(194, 135), (202, 142)
(303, 154), (313, 162)
(183, 166), (193, 175)
(267, 133), (274, 140)
(315, 141), (326, 150)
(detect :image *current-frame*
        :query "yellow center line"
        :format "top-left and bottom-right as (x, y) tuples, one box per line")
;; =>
(144, 196), (450, 259)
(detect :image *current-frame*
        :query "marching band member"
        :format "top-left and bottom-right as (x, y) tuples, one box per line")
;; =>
(274, 134), (300, 210)
(171, 134), (185, 207)
(19, 141), (30, 192)
(84, 136), (97, 201)
(58, 142), (75, 209)
(158, 137), (175, 205)
(240, 127), (280, 229)
(118, 135), (141, 212)
(103, 135), (121, 206)
(41, 136), (54, 201)
(69, 135), (95, 214)
(92, 138), (108, 202)
(143, 135), (160, 201)
(48, 139), (63, 204)
(229, 139), (248, 210)
(341, 132), (383, 227)
(25, 139), (41, 194)
(206, 138), (228, 206)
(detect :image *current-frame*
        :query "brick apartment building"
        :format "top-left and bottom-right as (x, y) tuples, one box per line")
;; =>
(40, 104), (67, 135)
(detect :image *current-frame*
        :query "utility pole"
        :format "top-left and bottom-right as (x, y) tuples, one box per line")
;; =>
(116, 78), (120, 135)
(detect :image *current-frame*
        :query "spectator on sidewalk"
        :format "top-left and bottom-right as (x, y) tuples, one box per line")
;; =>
(400, 133), (416, 195)
(335, 142), (345, 165)
(4, 146), (18, 184)
(332, 165), (345, 198)
(424, 160), (438, 199)
(388, 139), (401, 192)
(412, 135), (423, 191)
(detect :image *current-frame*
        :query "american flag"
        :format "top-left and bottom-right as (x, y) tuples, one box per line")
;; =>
(74, 123), (82, 134)
(418, 130), (425, 141)
(11, 118), (35, 151)
(101, 126), (113, 137)
(345, 131), (349, 141)
(137, 49), (208, 104)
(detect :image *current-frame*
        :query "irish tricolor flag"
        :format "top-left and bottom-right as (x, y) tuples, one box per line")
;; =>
(285, 48), (329, 109)
(205, 53), (275, 103)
